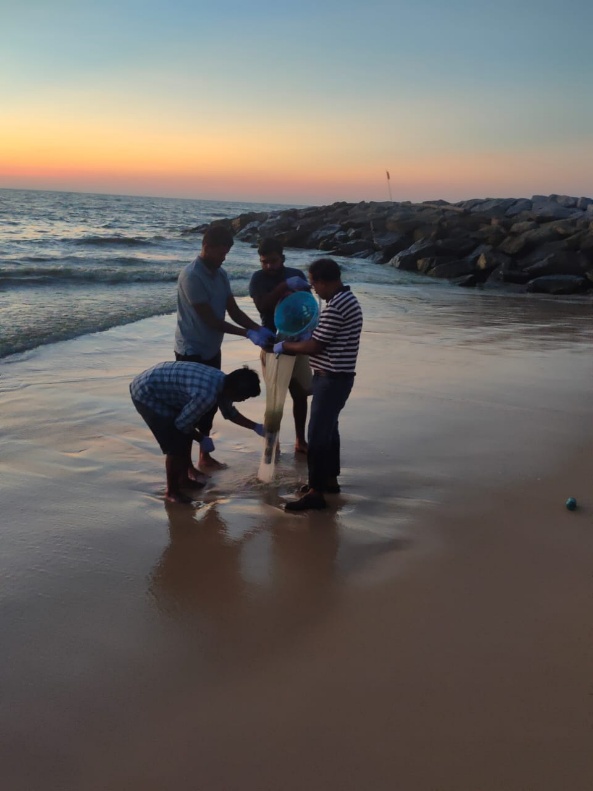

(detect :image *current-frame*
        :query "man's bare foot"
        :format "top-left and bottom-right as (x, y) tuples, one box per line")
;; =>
(199, 454), (228, 471)
(294, 440), (308, 454)
(165, 490), (194, 504)
(188, 465), (209, 485)
(180, 477), (206, 490)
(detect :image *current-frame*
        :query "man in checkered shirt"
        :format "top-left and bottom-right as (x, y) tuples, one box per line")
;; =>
(130, 361), (264, 503)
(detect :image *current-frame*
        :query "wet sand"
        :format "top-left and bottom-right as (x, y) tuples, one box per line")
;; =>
(1, 289), (592, 790)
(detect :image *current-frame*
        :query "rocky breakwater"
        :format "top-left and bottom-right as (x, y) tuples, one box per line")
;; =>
(185, 195), (593, 295)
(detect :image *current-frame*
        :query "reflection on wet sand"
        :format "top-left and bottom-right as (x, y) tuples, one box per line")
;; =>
(148, 499), (341, 670)
(376, 288), (593, 351)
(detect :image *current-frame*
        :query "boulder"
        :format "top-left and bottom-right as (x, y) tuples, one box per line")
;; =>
(577, 232), (593, 261)
(332, 239), (375, 257)
(468, 198), (517, 215)
(552, 194), (578, 209)
(530, 196), (582, 220)
(475, 249), (511, 271)
(509, 220), (538, 234)
(371, 231), (410, 261)
(487, 265), (532, 285)
(217, 194), (593, 296)
(523, 251), (590, 278)
(388, 240), (441, 271)
(306, 223), (343, 245)
(472, 224), (508, 247)
(505, 199), (533, 217)
(498, 224), (563, 256)
(420, 258), (477, 279)
(526, 275), (592, 294)
(235, 221), (262, 243)
(319, 231), (350, 251)
(230, 211), (268, 233)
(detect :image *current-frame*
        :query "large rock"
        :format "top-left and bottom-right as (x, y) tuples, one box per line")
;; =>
(307, 224), (343, 246)
(235, 221), (263, 243)
(331, 239), (375, 257)
(523, 251), (590, 278)
(419, 258), (477, 279)
(526, 275), (592, 294)
(551, 194), (578, 209)
(476, 249), (512, 271)
(577, 197), (593, 210)
(498, 224), (563, 256)
(217, 194), (593, 296)
(509, 220), (538, 234)
(505, 199), (533, 217)
(230, 211), (268, 233)
(388, 240), (441, 271)
(371, 231), (409, 261)
(468, 198), (517, 215)
(530, 196), (582, 220)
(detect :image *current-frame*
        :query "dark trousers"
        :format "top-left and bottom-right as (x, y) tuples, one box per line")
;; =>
(174, 349), (222, 436)
(307, 372), (355, 492)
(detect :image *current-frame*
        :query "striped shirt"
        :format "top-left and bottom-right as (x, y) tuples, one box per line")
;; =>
(310, 287), (363, 373)
(129, 362), (238, 434)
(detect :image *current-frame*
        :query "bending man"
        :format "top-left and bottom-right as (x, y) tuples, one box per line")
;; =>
(130, 362), (264, 504)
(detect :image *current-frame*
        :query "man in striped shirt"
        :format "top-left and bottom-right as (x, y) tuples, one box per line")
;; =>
(273, 258), (363, 511)
(130, 362), (264, 504)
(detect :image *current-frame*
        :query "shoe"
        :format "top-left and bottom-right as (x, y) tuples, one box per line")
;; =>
(285, 492), (327, 511)
(298, 483), (341, 495)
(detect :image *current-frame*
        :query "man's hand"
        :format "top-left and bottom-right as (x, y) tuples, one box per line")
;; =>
(285, 276), (310, 292)
(246, 328), (262, 346)
(258, 327), (276, 344)
(247, 327), (276, 348)
(199, 436), (215, 454)
(273, 341), (285, 355)
(253, 423), (265, 437)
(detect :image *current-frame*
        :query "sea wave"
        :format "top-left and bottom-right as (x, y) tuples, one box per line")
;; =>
(71, 235), (158, 247)
(0, 265), (179, 285)
(0, 285), (177, 359)
(0, 189), (301, 359)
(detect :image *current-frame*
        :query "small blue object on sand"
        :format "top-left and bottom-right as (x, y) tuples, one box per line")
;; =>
(565, 497), (577, 511)
(274, 291), (319, 340)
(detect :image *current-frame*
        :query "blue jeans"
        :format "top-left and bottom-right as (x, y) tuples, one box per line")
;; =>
(307, 372), (355, 492)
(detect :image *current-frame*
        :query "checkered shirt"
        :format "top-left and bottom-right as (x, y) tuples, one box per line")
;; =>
(129, 361), (237, 434)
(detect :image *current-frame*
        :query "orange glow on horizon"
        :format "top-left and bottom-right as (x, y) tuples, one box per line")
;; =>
(2, 125), (591, 204)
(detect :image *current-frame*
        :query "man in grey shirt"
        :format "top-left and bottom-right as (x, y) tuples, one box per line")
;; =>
(174, 225), (273, 471)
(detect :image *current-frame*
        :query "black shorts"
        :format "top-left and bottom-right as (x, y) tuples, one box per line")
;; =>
(132, 399), (192, 456)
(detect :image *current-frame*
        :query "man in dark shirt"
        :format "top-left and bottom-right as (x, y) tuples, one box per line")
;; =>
(249, 238), (312, 453)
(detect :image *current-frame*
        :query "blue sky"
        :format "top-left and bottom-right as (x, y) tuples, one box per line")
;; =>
(1, 0), (592, 203)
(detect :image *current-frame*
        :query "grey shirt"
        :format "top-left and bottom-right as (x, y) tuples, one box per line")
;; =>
(174, 255), (232, 358)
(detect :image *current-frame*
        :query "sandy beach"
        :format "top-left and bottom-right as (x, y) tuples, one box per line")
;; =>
(1, 288), (592, 790)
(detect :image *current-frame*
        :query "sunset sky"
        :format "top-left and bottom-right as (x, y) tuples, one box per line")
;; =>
(2, 0), (592, 205)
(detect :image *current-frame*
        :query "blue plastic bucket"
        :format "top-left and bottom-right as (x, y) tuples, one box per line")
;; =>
(274, 291), (319, 340)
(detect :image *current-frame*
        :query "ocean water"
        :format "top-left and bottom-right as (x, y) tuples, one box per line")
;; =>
(0, 188), (422, 360)
(1, 188), (592, 361)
